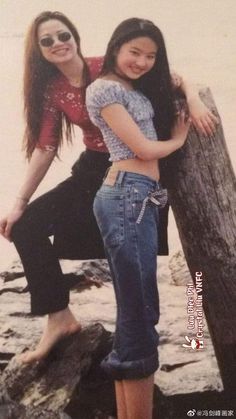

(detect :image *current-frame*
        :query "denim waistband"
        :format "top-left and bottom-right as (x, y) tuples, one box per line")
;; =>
(107, 170), (162, 189)
(103, 170), (168, 224)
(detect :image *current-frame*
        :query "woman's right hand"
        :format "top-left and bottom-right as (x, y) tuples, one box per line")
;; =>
(0, 148), (55, 241)
(0, 204), (26, 241)
(171, 111), (191, 148)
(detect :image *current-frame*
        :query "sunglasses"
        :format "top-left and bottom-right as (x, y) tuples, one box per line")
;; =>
(39, 31), (72, 48)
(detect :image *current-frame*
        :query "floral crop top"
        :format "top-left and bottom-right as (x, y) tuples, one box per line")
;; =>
(86, 79), (158, 161)
(36, 57), (108, 153)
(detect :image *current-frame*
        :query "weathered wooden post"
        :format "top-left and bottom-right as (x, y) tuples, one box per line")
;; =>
(161, 88), (236, 394)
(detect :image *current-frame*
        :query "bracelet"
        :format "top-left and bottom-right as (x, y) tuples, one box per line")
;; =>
(16, 196), (29, 203)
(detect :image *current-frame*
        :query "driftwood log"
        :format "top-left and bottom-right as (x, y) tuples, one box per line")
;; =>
(162, 87), (236, 393)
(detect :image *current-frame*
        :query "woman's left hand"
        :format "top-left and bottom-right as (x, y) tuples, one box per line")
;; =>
(188, 96), (219, 136)
(170, 71), (182, 89)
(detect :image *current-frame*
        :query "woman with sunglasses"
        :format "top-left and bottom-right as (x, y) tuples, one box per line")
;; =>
(0, 11), (217, 365)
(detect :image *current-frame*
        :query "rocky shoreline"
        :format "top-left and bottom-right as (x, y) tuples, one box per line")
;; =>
(1, 253), (233, 419)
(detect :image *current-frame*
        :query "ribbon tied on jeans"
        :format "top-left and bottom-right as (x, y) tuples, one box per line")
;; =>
(136, 188), (168, 224)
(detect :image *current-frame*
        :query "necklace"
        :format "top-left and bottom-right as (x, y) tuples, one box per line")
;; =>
(67, 75), (82, 87)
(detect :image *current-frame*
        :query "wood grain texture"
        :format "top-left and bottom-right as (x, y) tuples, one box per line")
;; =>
(161, 88), (236, 391)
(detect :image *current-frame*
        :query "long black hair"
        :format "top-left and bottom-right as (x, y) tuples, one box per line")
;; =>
(102, 18), (176, 138)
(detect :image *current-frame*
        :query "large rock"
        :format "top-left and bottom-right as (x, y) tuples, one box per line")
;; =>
(0, 322), (231, 419)
(0, 259), (116, 363)
(0, 324), (115, 419)
(0, 256), (229, 418)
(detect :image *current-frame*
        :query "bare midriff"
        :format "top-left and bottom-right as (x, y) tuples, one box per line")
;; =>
(111, 158), (160, 181)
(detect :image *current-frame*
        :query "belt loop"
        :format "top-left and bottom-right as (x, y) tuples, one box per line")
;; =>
(115, 171), (126, 185)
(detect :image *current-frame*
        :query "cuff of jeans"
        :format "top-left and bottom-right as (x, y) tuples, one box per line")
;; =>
(101, 350), (159, 381)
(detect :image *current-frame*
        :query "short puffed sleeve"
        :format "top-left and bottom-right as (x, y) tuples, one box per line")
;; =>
(86, 79), (128, 127)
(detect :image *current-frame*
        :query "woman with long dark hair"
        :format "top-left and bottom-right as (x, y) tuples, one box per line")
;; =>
(0, 11), (217, 366)
(86, 17), (215, 418)
(0, 11), (111, 363)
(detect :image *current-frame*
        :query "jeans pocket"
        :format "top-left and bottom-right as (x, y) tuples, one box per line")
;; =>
(93, 191), (125, 248)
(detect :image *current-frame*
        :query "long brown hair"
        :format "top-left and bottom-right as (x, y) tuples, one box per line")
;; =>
(23, 11), (89, 159)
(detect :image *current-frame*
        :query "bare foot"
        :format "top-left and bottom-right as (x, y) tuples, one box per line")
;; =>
(19, 307), (82, 364)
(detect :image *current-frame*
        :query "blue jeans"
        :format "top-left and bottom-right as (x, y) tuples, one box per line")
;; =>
(94, 171), (167, 380)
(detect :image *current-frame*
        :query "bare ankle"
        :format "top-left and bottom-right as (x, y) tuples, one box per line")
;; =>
(48, 307), (77, 323)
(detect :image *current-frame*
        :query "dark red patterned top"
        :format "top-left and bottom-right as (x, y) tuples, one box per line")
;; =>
(36, 56), (108, 153)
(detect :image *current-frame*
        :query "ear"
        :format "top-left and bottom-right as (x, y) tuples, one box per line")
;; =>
(184, 335), (191, 343)
(182, 344), (191, 348)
